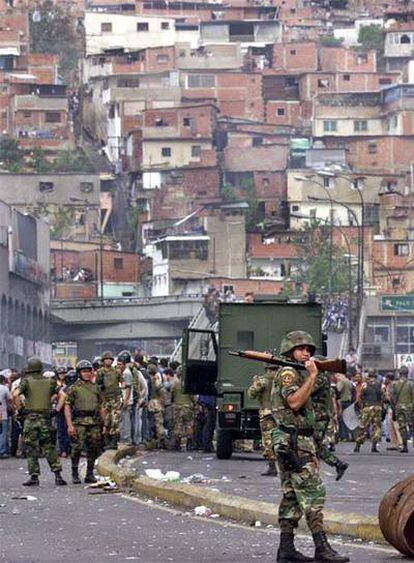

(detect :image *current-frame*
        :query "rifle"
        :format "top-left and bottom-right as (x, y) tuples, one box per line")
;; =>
(229, 350), (347, 374)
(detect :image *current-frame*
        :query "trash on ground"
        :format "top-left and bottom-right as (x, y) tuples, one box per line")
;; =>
(144, 469), (180, 482)
(182, 473), (209, 484)
(194, 505), (213, 517)
(11, 495), (38, 501)
(255, 521), (262, 527)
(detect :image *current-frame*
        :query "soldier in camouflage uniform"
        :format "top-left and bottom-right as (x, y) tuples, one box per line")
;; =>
(171, 367), (197, 451)
(64, 360), (103, 484)
(12, 357), (67, 487)
(247, 368), (277, 476)
(147, 363), (166, 447)
(354, 370), (383, 453)
(311, 367), (348, 481)
(392, 365), (414, 453)
(96, 351), (121, 449)
(271, 331), (349, 563)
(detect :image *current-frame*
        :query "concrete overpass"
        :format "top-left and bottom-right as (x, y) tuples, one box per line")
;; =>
(51, 295), (202, 357)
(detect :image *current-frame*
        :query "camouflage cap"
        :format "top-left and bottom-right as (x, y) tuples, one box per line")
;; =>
(280, 331), (316, 357)
(25, 357), (44, 374)
(101, 350), (114, 361)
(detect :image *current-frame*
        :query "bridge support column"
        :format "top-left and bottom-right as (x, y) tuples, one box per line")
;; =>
(76, 340), (97, 361)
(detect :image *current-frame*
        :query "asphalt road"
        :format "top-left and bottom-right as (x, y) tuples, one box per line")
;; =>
(0, 457), (407, 563)
(131, 443), (414, 517)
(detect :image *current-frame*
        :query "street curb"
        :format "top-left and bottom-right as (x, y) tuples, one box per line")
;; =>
(96, 449), (385, 544)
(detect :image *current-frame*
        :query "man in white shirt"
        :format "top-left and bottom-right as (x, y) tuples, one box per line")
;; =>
(0, 374), (12, 457)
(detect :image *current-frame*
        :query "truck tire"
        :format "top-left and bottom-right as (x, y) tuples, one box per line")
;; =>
(216, 430), (233, 459)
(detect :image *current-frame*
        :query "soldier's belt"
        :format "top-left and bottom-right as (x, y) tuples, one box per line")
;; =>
(279, 424), (314, 437)
(74, 410), (99, 417)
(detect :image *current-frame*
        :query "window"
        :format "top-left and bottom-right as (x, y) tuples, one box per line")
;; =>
(39, 182), (54, 193)
(187, 74), (215, 88)
(277, 108), (285, 116)
(343, 74), (350, 81)
(183, 117), (193, 126)
(354, 120), (368, 132)
(169, 240), (208, 260)
(108, 104), (115, 119)
(23, 111), (31, 118)
(323, 177), (331, 189)
(394, 243), (409, 256)
(367, 320), (390, 344)
(379, 78), (392, 85)
(161, 22), (169, 29)
(137, 22), (149, 31)
(101, 22), (112, 32)
(290, 49), (296, 55)
(156, 54), (170, 63)
(357, 53), (368, 64)
(114, 257), (123, 270)
(292, 205), (299, 212)
(155, 117), (166, 127)
(309, 208), (317, 219)
(191, 145), (201, 157)
(368, 143), (377, 154)
(400, 34), (411, 44)
(262, 177), (270, 188)
(45, 111), (61, 123)
(252, 137), (263, 146)
(161, 147), (171, 157)
(80, 182), (94, 193)
(323, 120), (337, 132)
(318, 78), (329, 88)
(393, 115), (398, 127)
(117, 78), (140, 88)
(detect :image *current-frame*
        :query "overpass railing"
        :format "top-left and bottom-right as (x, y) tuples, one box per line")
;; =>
(51, 294), (204, 308)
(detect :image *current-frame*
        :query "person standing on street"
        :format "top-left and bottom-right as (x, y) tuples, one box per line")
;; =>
(247, 367), (278, 476)
(171, 367), (197, 451)
(271, 331), (349, 563)
(336, 373), (353, 441)
(116, 352), (134, 445)
(392, 366), (414, 453)
(354, 370), (383, 453)
(64, 360), (104, 484)
(12, 357), (67, 487)
(312, 369), (348, 481)
(147, 363), (166, 448)
(0, 374), (12, 457)
(96, 351), (122, 449)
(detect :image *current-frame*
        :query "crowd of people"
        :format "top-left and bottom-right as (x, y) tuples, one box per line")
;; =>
(322, 295), (349, 333)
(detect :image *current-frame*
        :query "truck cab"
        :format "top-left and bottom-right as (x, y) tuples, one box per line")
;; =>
(182, 300), (325, 459)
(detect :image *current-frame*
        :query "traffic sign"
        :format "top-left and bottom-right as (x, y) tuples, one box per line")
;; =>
(381, 295), (414, 312)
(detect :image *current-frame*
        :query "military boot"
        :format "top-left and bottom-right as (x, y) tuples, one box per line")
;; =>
(401, 440), (409, 453)
(84, 460), (97, 484)
(276, 531), (314, 562)
(23, 475), (39, 487)
(72, 465), (81, 484)
(261, 461), (278, 476)
(54, 471), (67, 486)
(353, 443), (361, 453)
(335, 460), (349, 482)
(313, 531), (350, 562)
(371, 442), (379, 453)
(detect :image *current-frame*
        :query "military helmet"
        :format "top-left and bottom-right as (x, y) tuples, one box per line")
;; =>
(76, 359), (93, 374)
(25, 356), (44, 374)
(280, 331), (316, 357)
(101, 350), (114, 361)
(399, 365), (409, 376)
(65, 369), (77, 387)
(117, 350), (131, 364)
(92, 356), (103, 369)
(56, 365), (68, 375)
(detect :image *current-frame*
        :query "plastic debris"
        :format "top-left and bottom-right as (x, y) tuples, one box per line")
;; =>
(144, 469), (180, 482)
(11, 495), (38, 501)
(194, 505), (213, 517)
(182, 473), (208, 484)
(255, 521), (262, 527)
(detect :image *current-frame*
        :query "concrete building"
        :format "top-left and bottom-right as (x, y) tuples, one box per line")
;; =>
(0, 199), (51, 368)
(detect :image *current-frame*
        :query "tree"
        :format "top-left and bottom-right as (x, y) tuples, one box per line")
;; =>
(30, 0), (81, 82)
(291, 225), (355, 295)
(52, 149), (94, 173)
(0, 137), (24, 172)
(358, 24), (385, 53)
(27, 147), (51, 173)
(320, 36), (344, 47)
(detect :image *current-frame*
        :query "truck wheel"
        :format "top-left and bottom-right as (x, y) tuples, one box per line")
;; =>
(216, 430), (233, 459)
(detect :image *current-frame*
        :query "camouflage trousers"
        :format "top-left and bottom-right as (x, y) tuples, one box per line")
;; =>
(102, 398), (121, 440)
(395, 406), (414, 443)
(23, 414), (62, 476)
(259, 414), (276, 462)
(172, 405), (194, 447)
(356, 405), (382, 445)
(314, 419), (339, 468)
(71, 422), (101, 465)
(278, 460), (326, 534)
(148, 399), (165, 442)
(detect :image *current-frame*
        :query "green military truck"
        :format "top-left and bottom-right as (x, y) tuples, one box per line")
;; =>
(182, 299), (325, 459)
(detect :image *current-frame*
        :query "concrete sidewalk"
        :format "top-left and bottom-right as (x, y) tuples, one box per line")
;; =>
(96, 443), (412, 544)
